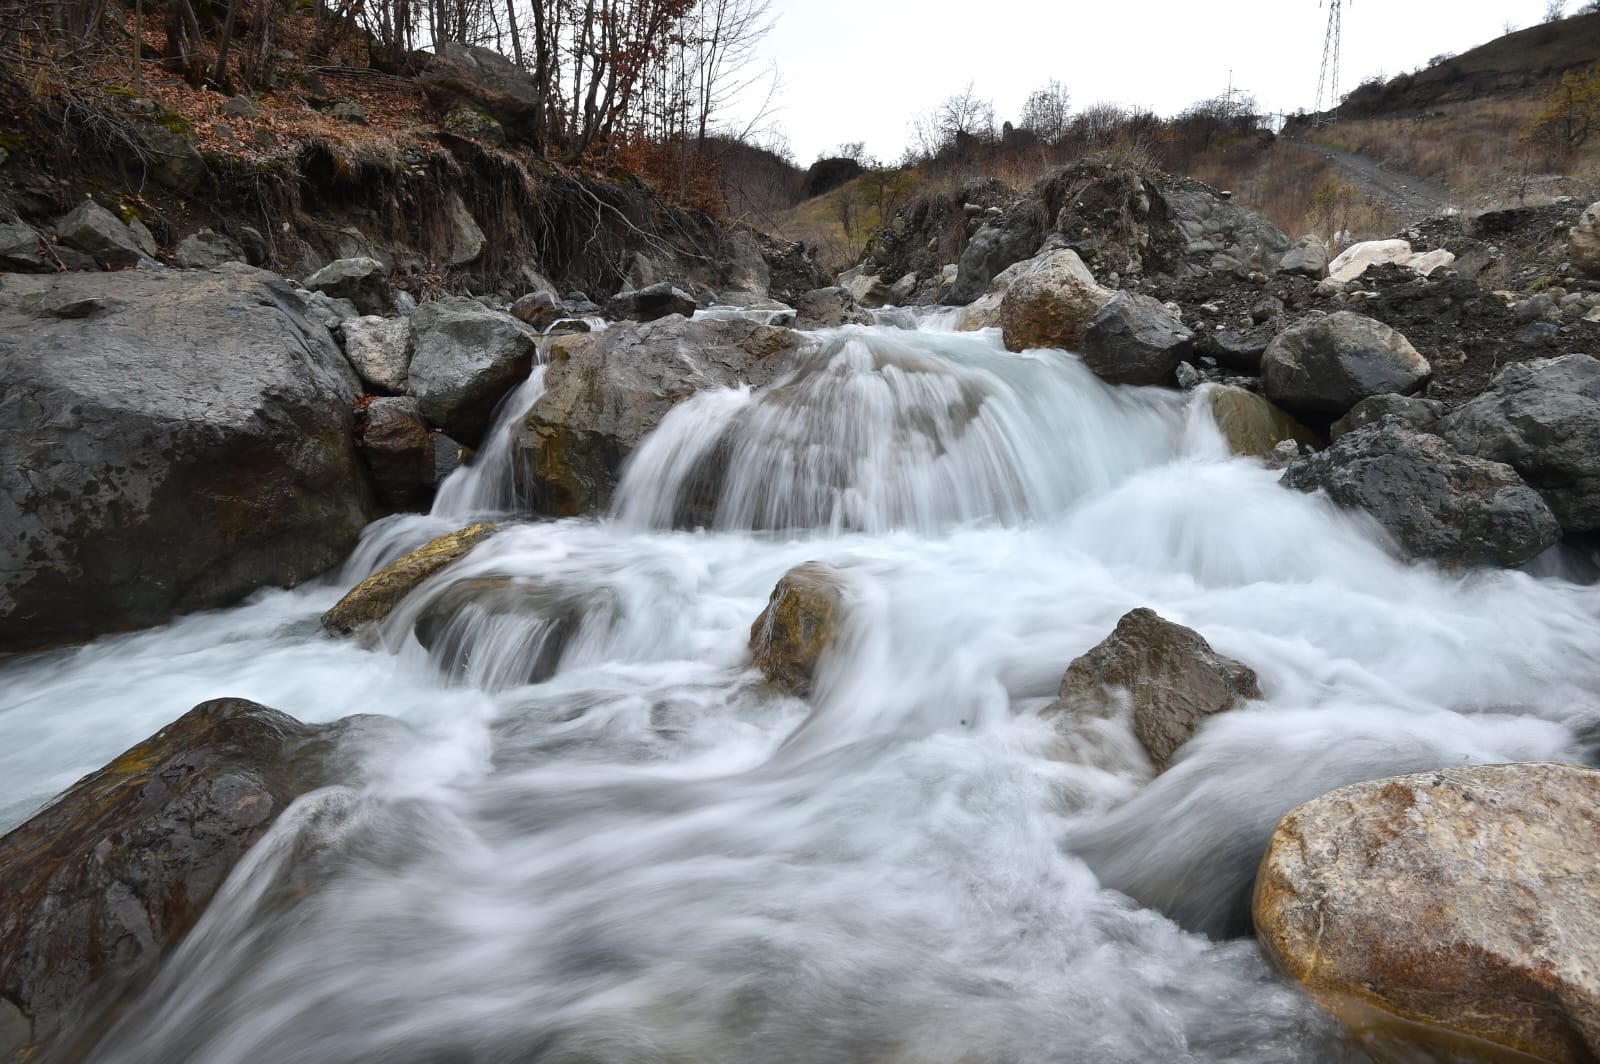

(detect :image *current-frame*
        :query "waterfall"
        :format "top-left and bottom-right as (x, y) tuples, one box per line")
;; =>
(1, 312), (1596, 1064)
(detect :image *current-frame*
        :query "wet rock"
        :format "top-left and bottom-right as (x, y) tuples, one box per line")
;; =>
(0, 221), (50, 273)
(749, 563), (846, 697)
(0, 266), (373, 653)
(838, 264), (892, 308)
(1439, 354), (1600, 535)
(997, 249), (1114, 352)
(0, 698), (336, 1061)
(304, 257), (392, 316)
(413, 576), (610, 685)
(407, 297), (538, 447)
(56, 200), (148, 269)
(340, 314), (412, 394)
(1278, 235), (1329, 279)
(1207, 386), (1318, 459)
(1282, 417), (1560, 568)
(793, 286), (873, 329)
(321, 523), (500, 635)
(359, 396), (440, 511)
(1255, 763), (1600, 1064)
(1569, 200), (1600, 280)
(1042, 607), (1260, 772)
(1260, 312), (1430, 420)
(175, 228), (245, 269)
(605, 282), (696, 323)
(517, 317), (801, 516)
(1196, 323), (1276, 373)
(1080, 292), (1195, 386)
(1329, 393), (1445, 441)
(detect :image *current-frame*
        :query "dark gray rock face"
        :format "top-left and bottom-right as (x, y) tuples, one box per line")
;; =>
(303, 257), (393, 316)
(517, 317), (802, 516)
(510, 289), (563, 331)
(0, 699), (337, 1062)
(1080, 292), (1195, 386)
(1282, 417), (1560, 568)
(360, 396), (441, 511)
(0, 266), (373, 652)
(137, 124), (206, 193)
(792, 286), (873, 329)
(1439, 354), (1600, 536)
(1197, 323), (1276, 373)
(948, 218), (1043, 305)
(407, 297), (538, 447)
(56, 201), (148, 269)
(605, 282), (696, 323)
(1330, 393), (1447, 441)
(1261, 312), (1431, 420)
(0, 222), (50, 273)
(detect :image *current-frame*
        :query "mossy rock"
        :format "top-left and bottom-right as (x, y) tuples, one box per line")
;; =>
(1207, 385), (1320, 459)
(321, 523), (500, 635)
(749, 563), (846, 697)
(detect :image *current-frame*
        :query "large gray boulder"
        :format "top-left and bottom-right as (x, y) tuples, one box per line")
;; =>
(948, 219), (1043, 305)
(359, 396), (447, 511)
(792, 286), (873, 329)
(517, 317), (802, 515)
(1329, 392), (1446, 441)
(0, 266), (373, 652)
(0, 222), (50, 273)
(55, 200), (149, 269)
(1043, 607), (1260, 772)
(420, 42), (544, 143)
(1261, 312), (1431, 420)
(1282, 417), (1560, 568)
(1197, 323), (1276, 373)
(605, 282), (696, 323)
(1080, 292), (1195, 386)
(304, 256), (392, 316)
(175, 228), (245, 269)
(0, 699), (343, 1061)
(996, 249), (1114, 353)
(1162, 181), (1290, 276)
(407, 297), (538, 447)
(1439, 354), (1600, 535)
(1277, 235), (1329, 279)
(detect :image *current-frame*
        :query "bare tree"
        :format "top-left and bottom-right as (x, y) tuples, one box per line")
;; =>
(1544, 0), (1567, 22)
(1018, 79), (1070, 143)
(936, 80), (996, 145)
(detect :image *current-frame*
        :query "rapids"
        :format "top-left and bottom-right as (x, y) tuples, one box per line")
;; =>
(2, 313), (1597, 1063)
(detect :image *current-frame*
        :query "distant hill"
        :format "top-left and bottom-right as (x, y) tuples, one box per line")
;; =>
(1338, 11), (1600, 117)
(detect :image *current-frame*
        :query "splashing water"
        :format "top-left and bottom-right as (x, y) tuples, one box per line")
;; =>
(1, 315), (1597, 1063)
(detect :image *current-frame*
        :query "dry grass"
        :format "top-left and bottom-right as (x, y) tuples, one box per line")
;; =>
(1187, 140), (1400, 246)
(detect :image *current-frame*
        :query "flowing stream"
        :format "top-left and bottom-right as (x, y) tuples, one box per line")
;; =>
(2, 312), (1598, 1063)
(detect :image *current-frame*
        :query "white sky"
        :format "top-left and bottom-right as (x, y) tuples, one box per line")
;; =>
(737, 0), (1572, 163)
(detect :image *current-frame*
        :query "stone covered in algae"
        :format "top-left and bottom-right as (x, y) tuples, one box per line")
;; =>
(749, 562), (845, 697)
(321, 523), (500, 635)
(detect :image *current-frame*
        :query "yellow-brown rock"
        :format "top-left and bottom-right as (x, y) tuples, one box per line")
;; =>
(1042, 607), (1260, 771)
(1254, 763), (1600, 1063)
(998, 250), (1114, 353)
(321, 523), (500, 635)
(1207, 385), (1320, 459)
(749, 563), (845, 697)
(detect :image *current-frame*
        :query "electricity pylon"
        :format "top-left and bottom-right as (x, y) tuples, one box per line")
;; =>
(1315, 0), (1345, 125)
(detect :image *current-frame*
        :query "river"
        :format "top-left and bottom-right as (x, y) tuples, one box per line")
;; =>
(2, 312), (1595, 1062)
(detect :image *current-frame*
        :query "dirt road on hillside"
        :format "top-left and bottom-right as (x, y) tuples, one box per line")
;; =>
(1282, 137), (1458, 225)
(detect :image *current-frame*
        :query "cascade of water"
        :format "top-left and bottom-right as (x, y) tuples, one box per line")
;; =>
(1, 312), (1597, 1064)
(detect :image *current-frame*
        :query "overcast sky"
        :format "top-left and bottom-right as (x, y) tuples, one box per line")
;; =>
(735, 0), (1572, 163)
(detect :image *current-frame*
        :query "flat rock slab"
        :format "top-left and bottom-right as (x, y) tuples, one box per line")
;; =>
(1255, 763), (1600, 1064)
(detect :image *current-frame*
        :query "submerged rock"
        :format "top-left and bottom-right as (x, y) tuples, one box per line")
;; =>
(517, 317), (801, 516)
(1255, 763), (1600, 1064)
(413, 576), (613, 686)
(1042, 607), (1260, 772)
(1283, 417), (1560, 569)
(1260, 312), (1430, 420)
(749, 563), (846, 697)
(0, 699), (338, 1061)
(1440, 354), (1600, 535)
(0, 266), (373, 653)
(321, 523), (500, 635)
